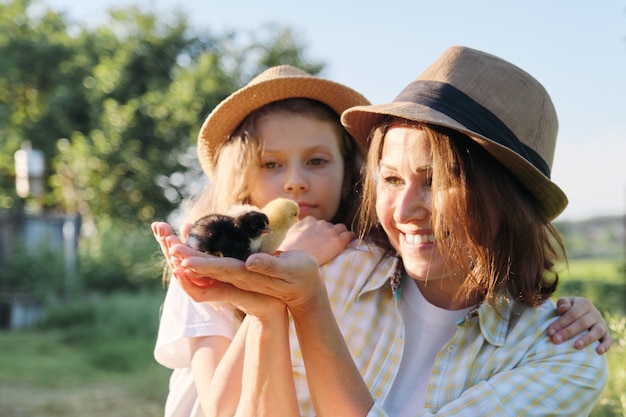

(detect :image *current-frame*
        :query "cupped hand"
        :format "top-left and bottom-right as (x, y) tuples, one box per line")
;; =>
(547, 296), (612, 354)
(174, 264), (287, 319)
(172, 244), (326, 315)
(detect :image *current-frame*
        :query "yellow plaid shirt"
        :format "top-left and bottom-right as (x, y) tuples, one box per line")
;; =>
(289, 241), (608, 416)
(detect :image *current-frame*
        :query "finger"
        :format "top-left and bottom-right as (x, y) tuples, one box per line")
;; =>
(596, 332), (612, 354)
(176, 267), (280, 316)
(152, 222), (179, 266)
(571, 322), (612, 354)
(176, 267), (229, 302)
(181, 251), (317, 299)
(180, 223), (193, 241)
(245, 251), (318, 280)
(181, 255), (261, 290)
(332, 222), (349, 233)
(152, 222), (171, 251)
(547, 296), (592, 337)
(555, 296), (572, 314)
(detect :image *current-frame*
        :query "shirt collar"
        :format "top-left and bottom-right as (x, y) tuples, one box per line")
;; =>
(356, 248), (399, 298)
(473, 295), (518, 346)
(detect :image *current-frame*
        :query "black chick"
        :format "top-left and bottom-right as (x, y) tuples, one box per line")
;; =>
(186, 211), (271, 261)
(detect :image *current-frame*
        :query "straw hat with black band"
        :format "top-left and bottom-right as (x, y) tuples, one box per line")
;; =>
(197, 65), (370, 178)
(341, 46), (568, 220)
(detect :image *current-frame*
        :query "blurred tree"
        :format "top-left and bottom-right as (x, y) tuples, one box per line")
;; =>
(0, 0), (324, 229)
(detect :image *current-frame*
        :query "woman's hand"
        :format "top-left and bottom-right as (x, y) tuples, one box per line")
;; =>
(547, 296), (612, 354)
(152, 221), (212, 284)
(175, 261), (287, 319)
(172, 244), (326, 316)
(152, 221), (179, 266)
(278, 216), (355, 265)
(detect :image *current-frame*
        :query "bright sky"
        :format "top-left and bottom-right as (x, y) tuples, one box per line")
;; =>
(45, 0), (626, 220)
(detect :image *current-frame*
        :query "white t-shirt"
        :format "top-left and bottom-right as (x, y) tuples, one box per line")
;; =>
(154, 277), (239, 417)
(383, 278), (472, 416)
(154, 277), (238, 368)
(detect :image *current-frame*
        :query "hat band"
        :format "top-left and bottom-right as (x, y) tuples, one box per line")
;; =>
(394, 80), (550, 178)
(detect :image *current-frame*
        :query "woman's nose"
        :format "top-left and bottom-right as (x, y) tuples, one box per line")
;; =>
(395, 186), (431, 223)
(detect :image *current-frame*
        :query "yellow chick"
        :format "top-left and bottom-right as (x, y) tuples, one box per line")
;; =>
(259, 198), (299, 254)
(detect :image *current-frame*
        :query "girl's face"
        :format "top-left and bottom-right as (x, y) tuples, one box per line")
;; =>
(248, 112), (345, 222)
(375, 124), (463, 309)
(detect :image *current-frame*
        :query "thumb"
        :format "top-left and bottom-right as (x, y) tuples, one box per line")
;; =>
(245, 252), (283, 276)
(245, 251), (317, 278)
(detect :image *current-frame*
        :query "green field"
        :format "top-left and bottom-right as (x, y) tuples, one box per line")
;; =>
(0, 330), (170, 416)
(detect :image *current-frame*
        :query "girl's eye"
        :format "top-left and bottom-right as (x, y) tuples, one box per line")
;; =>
(261, 161), (279, 169)
(308, 158), (328, 167)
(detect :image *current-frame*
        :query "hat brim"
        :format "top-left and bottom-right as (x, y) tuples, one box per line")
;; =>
(342, 102), (568, 220)
(198, 76), (370, 176)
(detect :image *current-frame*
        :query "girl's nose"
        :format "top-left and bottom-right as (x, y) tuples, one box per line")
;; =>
(284, 167), (309, 192)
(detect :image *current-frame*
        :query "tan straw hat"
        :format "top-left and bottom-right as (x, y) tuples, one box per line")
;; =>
(197, 65), (370, 177)
(341, 46), (568, 219)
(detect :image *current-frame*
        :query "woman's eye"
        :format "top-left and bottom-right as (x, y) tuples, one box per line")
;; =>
(262, 161), (279, 169)
(383, 175), (403, 186)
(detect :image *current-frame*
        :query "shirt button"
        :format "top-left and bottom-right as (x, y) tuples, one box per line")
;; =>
(446, 344), (457, 353)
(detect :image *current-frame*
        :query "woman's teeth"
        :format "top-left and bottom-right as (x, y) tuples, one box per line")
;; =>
(405, 233), (435, 244)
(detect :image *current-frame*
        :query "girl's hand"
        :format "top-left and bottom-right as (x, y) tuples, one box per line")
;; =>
(547, 296), (612, 354)
(172, 245), (326, 316)
(278, 217), (355, 265)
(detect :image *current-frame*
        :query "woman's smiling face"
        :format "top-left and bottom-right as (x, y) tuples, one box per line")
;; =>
(375, 124), (464, 308)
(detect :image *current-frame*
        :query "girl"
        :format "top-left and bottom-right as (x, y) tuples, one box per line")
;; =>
(153, 65), (369, 417)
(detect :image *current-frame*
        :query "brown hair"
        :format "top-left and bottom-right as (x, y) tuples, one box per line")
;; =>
(358, 118), (564, 307)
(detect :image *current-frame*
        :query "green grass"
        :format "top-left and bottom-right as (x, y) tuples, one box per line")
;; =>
(562, 259), (624, 282)
(0, 291), (171, 417)
(555, 259), (626, 315)
(0, 330), (170, 417)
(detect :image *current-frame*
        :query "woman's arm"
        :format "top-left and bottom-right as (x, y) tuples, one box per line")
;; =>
(176, 249), (374, 416)
(176, 260), (300, 417)
(289, 281), (374, 416)
(235, 311), (300, 417)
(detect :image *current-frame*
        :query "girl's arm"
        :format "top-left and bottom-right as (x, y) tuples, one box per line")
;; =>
(189, 336), (233, 417)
